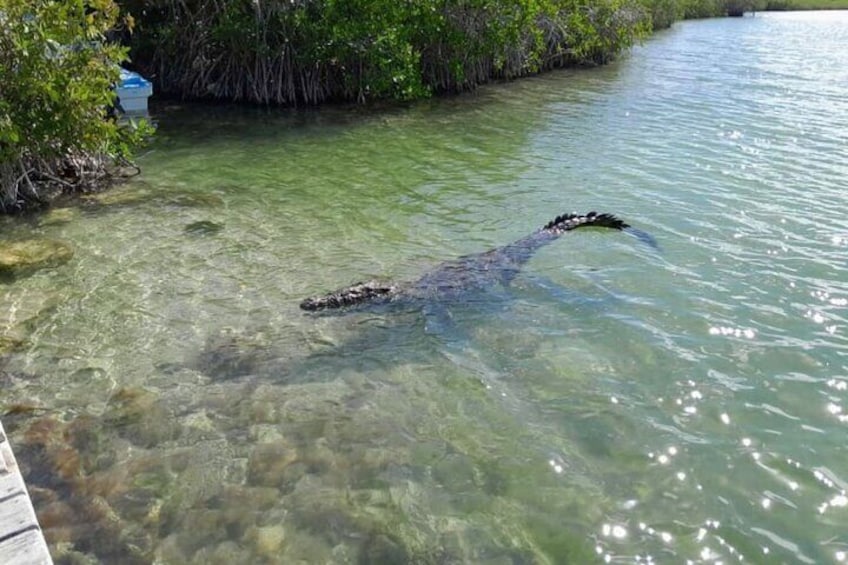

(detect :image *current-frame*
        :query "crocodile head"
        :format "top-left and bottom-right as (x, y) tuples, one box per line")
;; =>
(300, 280), (399, 311)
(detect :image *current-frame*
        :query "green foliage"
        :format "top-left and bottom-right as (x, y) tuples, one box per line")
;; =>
(295, 0), (438, 100)
(680, 0), (722, 19)
(563, 0), (652, 64)
(642, 0), (684, 28)
(636, 0), (770, 29)
(0, 0), (149, 211)
(124, 0), (652, 105)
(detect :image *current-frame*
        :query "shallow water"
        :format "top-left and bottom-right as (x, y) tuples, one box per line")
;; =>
(2, 10), (848, 564)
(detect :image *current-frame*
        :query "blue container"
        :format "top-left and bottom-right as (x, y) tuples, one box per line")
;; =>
(116, 69), (153, 115)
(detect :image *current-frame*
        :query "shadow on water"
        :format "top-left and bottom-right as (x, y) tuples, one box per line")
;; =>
(193, 253), (628, 379)
(194, 308), (438, 386)
(192, 268), (638, 451)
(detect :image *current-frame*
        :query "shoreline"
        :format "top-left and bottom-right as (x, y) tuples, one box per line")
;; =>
(760, 2), (848, 8)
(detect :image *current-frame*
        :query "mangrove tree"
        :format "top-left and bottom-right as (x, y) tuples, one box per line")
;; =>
(0, 0), (148, 212)
(123, 0), (652, 105)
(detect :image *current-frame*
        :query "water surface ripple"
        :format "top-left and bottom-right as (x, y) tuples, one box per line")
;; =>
(2, 11), (848, 564)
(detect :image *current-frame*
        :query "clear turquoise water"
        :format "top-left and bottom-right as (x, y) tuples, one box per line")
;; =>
(2, 11), (848, 564)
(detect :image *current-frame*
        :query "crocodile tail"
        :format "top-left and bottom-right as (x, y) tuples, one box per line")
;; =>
(542, 211), (630, 234)
(300, 280), (397, 311)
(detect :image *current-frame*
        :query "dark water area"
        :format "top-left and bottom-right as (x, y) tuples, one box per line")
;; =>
(1, 11), (848, 564)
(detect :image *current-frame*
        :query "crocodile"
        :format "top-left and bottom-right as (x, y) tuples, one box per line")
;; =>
(300, 211), (653, 312)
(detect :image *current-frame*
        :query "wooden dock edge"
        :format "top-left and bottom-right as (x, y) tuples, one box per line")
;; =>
(0, 421), (52, 564)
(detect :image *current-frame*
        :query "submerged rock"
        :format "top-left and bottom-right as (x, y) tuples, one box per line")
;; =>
(102, 387), (180, 448)
(0, 239), (74, 277)
(81, 187), (151, 207)
(166, 192), (225, 208)
(0, 335), (26, 355)
(0, 289), (61, 356)
(184, 220), (224, 236)
(192, 540), (249, 564)
(0, 289), (61, 331)
(361, 533), (410, 565)
(66, 414), (117, 473)
(15, 411), (167, 564)
(246, 442), (299, 488)
(38, 207), (79, 226)
(80, 184), (224, 210)
(244, 524), (287, 558)
(196, 328), (274, 381)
